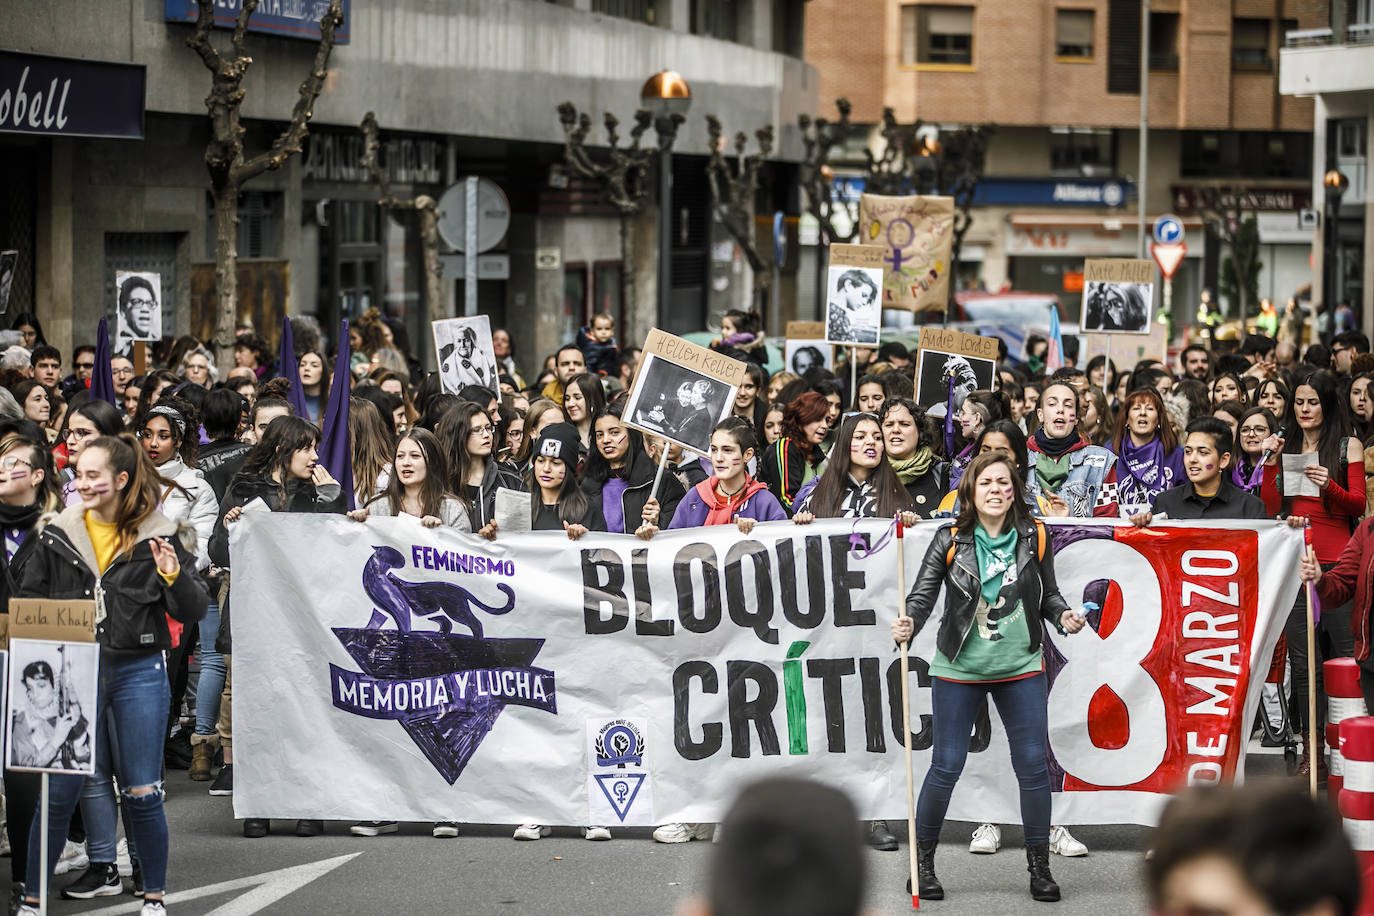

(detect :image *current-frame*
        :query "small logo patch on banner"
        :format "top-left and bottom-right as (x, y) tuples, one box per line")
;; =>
(587, 718), (653, 825)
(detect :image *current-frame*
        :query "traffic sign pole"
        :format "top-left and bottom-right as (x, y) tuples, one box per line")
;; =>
(465, 175), (478, 317)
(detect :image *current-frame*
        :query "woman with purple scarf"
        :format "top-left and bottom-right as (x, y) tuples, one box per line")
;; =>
(1110, 388), (1185, 517)
(1232, 406), (1279, 495)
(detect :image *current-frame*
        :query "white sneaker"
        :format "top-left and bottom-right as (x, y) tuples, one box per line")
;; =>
(652, 823), (713, 843)
(969, 822), (1001, 854)
(141, 900), (166, 915)
(350, 821), (398, 837)
(54, 840), (87, 875)
(582, 825), (611, 841)
(116, 837), (132, 876)
(1049, 825), (1088, 856)
(512, 823), (551, 840)
(432, 822), (460, 838)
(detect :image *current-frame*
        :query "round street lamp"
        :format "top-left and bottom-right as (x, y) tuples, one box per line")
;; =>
(642, 71), (692, 326)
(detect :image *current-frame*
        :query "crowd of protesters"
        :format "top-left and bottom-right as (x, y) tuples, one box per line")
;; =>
(0, 302), (1368, 911)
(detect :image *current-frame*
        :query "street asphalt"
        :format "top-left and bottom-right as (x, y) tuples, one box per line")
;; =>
(45, 748), (1293, 916)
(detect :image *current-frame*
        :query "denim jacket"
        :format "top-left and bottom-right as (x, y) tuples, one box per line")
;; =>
(1024, 439), (1120, 518)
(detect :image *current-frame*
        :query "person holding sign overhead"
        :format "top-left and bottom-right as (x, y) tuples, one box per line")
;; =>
(15, 433), (207, 915)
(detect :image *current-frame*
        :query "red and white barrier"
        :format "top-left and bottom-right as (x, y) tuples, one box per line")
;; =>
(1337, 715), (1374, 914)
(1327, 658), (1368, 799)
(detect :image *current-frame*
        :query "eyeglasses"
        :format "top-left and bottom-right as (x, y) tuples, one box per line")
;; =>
(469, 425), (494, 437)
(126, 297), (156, 308)
(0, 457), (32, 471)
(75, 362), (94, 371)
(112, 367), (134, 377)
(1239, 425), (1271, 436)
(65, 427), (96, 440)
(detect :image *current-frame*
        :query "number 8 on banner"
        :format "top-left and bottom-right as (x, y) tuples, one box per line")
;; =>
(1047, 539), (1167, 787)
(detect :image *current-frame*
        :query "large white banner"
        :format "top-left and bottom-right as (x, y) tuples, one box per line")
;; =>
(231, 515), (1303, 827)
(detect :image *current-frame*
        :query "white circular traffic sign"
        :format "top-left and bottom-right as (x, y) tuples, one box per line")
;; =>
(1153, 215), (1184, 245)
(437, 178), (511, 254)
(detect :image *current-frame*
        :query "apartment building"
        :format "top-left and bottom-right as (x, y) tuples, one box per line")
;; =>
(807, 0), (1324, 322)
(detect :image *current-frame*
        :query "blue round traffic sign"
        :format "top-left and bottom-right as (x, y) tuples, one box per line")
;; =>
(1153, 215), (1184, 245)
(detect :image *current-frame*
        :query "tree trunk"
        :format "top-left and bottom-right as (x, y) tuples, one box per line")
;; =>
(620, 212), (635, 327)
(418, 202), (444, 320)
(212, 181), (240, 374)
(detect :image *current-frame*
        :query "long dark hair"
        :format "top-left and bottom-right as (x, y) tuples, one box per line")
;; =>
(1286, 370), (1351, 475)
(802, 414), (913, 519)
(383, 429), (452, 518)
(241, 415), (321, 507)
(563, 373), (606, 424)
(83, 434), (163, 556)
(1235, 406), (1278, 458)
(526, 448), (591, 526)
(435, 401), (490, 509)
(952, 450), (1035, 536)
(139, 394), (200, 468)
(975, 420), (1030, 472)
(582, 404), (643, 487)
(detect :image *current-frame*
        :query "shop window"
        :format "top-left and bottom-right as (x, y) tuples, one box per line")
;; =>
(691, 0), (737, 41)
(1050, 127), (1116, 177)
(592, 0), (656, 24)
(1232, 18), (1272, 71)
(901, 4), (974, 66)
(1149, 12), (1179, 70)
(204, 191), (282, 260)
(1056, 9), (1095, 59)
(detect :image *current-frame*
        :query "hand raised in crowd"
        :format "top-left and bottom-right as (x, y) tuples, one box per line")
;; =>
(641, 497), (660, 527)
(891, 616), (914, 644)
(477, 520), (498, 540)
(311, 464), (338, 488)
(735, 515), (755, 535)
(563, 521), (588, 541)
(1044, 492), (1070, 517)
(346, 509), (369, 522)
(635, 522), (658, 541)
(1300, 550), (1321, 584)
(1060, 609), (1087, 634)
(1129, 510), (1153, 528)
(149, 536), (180, 576)
(792, 510), (815, 525)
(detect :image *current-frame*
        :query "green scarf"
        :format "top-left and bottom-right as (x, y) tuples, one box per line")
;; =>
(888, 446), (934, 484)
(973, 523), (1018, 607)
(1035, 452), (1071, 493)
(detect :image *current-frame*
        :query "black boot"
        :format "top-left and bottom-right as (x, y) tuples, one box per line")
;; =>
(915, 839), (944, 900)
(1027, 843), (1060, 902)
(866, 820), (898, 851)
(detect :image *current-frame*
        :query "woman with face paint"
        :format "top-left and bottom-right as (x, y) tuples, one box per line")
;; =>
(879, 398), (946, 517)
(893, 451), (1084, 903)
(17, 434), (207, 914)
(0, 436), (61, 902)
(1024, 382), (1120, 517)
(949, 391), (1005, 489)
(209, 416), (344, 840)
(1110, 388), (1186, 517)
(59, 401), (125, 506)
(1258, 370), (1366, 781)
(581, 405), (685, 538)
(758, 392), (831, 516)
(665, 418), (786, 533)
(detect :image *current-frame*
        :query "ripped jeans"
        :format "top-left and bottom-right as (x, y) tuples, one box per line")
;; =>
(28, 652), (170, 899)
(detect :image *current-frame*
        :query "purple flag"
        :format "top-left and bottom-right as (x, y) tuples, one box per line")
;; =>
(278, 315), (310, 420)
(320, 319), (354, 510)
(90, 317), (118, 407)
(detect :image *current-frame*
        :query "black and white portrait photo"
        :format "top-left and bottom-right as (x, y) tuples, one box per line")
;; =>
(114, 270), (163, 359)
(784, 339), (832, 375)
(0, 251), (16, 316)
(914, 349), (996, 415)
(7, 640), (97, 775)
(824, 266), (882, 347)
(622, 354), (736, 456)
(1081, 281), (1153, 334)
(433, 315), (500, 395)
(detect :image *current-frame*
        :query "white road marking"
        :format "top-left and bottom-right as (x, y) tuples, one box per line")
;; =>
(85, 852), (361, 915)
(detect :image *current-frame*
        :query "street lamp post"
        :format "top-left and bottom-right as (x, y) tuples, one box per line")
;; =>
(1324, 169), (1348, 321)
(641, 71), (691, 328)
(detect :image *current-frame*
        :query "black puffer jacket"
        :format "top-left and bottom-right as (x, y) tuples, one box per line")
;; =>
(904, 519), (1071, 664)
(579, 447), (685, 535)
(209, 470), (346, 654)
(17, 506), (207, 656)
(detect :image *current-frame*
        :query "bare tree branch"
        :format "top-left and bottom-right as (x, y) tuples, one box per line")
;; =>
(705, 114), (774, 313)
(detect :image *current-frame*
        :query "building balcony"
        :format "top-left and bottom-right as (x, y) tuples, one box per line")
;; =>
(1280, 24), (1374, 96)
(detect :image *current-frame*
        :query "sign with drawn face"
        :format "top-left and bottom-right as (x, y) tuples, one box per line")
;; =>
(1081, 259), (1155, 335)
(621, 329), (746, 456)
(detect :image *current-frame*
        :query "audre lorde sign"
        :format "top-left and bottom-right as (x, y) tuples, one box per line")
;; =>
(230, 515), (1301, 826)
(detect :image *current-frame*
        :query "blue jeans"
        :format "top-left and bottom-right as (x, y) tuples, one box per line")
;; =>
(916, 673), (1051, 846)
(195, 603), (226, 736)
(28, 652), (170, 900)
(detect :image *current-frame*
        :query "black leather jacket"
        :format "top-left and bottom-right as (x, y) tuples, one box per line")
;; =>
(904, 520), (1072, 664)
